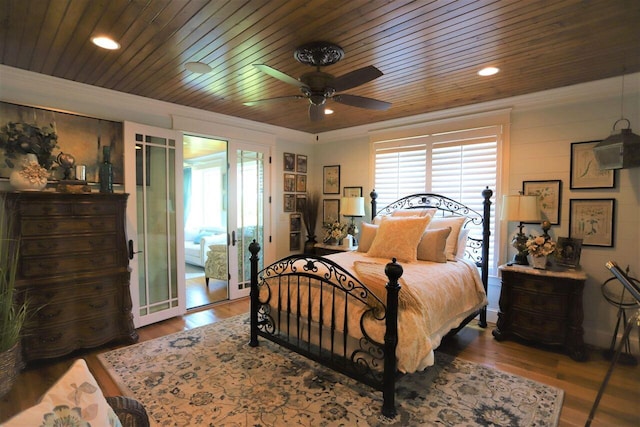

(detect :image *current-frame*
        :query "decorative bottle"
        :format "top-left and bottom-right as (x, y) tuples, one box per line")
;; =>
(99, 146), (113, 193)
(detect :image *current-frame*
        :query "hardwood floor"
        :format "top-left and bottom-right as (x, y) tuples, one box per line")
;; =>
(1, 298), (638, 426)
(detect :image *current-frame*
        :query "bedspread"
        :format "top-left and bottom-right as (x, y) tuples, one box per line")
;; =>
(259, 252), (487, 373)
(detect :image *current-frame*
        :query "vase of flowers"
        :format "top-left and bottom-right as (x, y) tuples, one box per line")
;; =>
(323, 219), (347, 245)
(526, 235), (556, 269)
(0, 122), (59, 170)
(9, 154), (49, 191)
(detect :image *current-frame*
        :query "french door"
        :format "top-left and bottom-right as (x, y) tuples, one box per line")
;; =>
(124, 122), (184, 328)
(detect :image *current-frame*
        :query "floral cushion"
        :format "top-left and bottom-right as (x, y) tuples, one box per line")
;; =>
(3, 359), (122, 427)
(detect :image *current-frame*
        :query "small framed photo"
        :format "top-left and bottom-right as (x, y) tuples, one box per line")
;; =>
(556, 237), (583, 268)
(295, 194), (307, 213)
(522, 180), (562, 225)
(569, 198), (615, 247)
(284, 152), (295, 171)
(290, 213), (302, 232)
(283, 194), (295, 212)
(296, 174), (307, 192)
(323, 199), (340, 223)
(284, 173), (296, 192)
(289, 232), (301, 251)
(323, 165), (340, 194)
(570, 141), (615, 189)
(296, 154), (307, 173)
(343, 186), (363, 197)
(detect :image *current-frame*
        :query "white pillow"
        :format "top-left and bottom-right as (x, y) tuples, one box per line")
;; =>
(391, 208), (437, 218)
(417, 227), (451, 263)
(367, 215), (431, 263)
(456, 228), (470, 258)
(357, 222), (379, 252)
(3, 359), (122, 427)
(428, 216), (466, 261)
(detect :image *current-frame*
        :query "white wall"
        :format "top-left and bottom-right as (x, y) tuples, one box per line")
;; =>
(2, 64), (639, 352)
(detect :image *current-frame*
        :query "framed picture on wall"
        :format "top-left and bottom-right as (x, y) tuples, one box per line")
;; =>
(283, 152), (295, 171)
(289, 232), (301, 251)
(323, 165), (340, 194)
(569, 198), (615, 247)
(296, 174), (307, 192)
(290, 213), (302, 232)
(295, 194), (307, 212)
(323, 199), (340, 223)
(283, 194), (295, 212)
(296, 154), (307, 173)
(343, 186), (363, 197)
(570, 141), (615, 189)
(284, 173), (296, 192)
(522, 180), (562, 225)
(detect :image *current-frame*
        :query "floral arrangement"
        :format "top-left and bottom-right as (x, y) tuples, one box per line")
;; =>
(526, 235), (556, 257)
(16, 156), (49, 185)
(323, 219), (347, 243)
(0, 122), (59, 169)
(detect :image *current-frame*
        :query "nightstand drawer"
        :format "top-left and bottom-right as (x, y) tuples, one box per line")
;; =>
(511, 290), (569, 315)
(511, 310), (566, 343)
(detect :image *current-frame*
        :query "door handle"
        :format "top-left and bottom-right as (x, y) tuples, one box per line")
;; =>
(231, 230), (237, 246)
(128, 240), (142, 259)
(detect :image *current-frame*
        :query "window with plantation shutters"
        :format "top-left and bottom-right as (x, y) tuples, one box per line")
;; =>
(371, 121), (504, 272)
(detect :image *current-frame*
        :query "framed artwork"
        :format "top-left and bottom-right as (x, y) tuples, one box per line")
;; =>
(283, 152), (295, 171)
(343, 186), (363, 197)
(570, 141), (615, 189)
(323, 165), (340, 194)
(323, 199), (340, 223)
(296, 174), (307, 192)
(284, 173), (296, 192)
(295, 194), (307, 212)
(556, 237), (583, 268)
(289, 232), (301, 251)
(569, 198), (615, 247)
(522, 180), (562, 225)
(290, 213), (302, 232)
(296, 154), (307, 173)
(283, 194), (295, 212)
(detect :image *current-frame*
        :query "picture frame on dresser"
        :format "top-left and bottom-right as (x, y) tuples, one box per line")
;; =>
(556, 237), (583, 267)
(569, 198), (615, 247)
(570, 141), (615, 189)
(522, 179), (562, 225)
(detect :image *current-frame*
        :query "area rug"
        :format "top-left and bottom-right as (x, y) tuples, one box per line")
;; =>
(98, 315), (563, 426)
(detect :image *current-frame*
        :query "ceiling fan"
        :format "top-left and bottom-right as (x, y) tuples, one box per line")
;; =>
(244, 42), (391, 121)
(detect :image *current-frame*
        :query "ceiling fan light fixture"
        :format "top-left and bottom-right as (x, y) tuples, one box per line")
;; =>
(91, 36), (120, 50)
(478, 66), (499, 76)
(185, 62), (213, 74)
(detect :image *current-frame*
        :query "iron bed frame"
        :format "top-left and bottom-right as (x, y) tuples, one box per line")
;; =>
(249, 187), (493, 418)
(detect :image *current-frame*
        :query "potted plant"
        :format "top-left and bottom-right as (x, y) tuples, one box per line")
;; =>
(301, 192), (320, 254)
(0, 121), (59, 170)
(0, 196), (27, 398)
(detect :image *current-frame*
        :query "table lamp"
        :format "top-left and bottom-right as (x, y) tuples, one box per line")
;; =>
(341, 196), (365, 246)
(501, 194), (541, 265)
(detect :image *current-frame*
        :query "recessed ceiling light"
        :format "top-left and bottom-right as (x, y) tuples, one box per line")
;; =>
(185, 62), (213, 74)
(325, 108), (334, 115)
(478, 67), (499, 76)
(91, 36), (120, 50)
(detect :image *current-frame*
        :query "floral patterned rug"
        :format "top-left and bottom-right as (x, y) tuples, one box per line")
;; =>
(98, 315), (563, 426)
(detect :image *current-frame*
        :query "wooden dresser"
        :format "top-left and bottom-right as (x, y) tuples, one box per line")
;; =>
(3, 191), (137, 362)
(493, 264), (587, 361)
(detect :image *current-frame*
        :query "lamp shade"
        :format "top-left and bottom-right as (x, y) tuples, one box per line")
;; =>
(501, 195), (541, 222)
(341, 197), (365, 217)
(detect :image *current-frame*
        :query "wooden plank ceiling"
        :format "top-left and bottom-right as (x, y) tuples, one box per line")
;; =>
(1, 0), (639, 134)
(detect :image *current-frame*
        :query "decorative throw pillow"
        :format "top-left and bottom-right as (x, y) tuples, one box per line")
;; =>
(456, 228), (471, 258)
(366, 215), (431, 263)
(417, 227), (452, 263)
(3, 359), (122, 427)
(428, 216), (466, 261)
(391, 208), (437, 218)
(357, 222), (379, 252)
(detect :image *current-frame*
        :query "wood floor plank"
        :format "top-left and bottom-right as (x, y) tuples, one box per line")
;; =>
(1, 298), (638, 426)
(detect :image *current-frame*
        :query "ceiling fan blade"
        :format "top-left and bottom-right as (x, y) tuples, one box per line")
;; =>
(331, 65), (383, 92)
(243, 95), (305, 106)
(309, 103), (325, 121)
(253, 64), (306, 88)
(334, 94), (391, 110)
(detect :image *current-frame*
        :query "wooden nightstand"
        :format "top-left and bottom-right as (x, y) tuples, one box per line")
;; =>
(314, 243), (357, 256)
(493, 264), (588, 361)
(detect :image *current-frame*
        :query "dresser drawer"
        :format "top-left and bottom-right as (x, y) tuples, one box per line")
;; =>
(511, 290), (570, 315)
(511, 310), (566, 343)
(21, 217), (117, 237)
(20, 234), (117, 256)
(18, 201), (72, 216)
(26, 292), (119, 326)
(20, 251), (119, 277)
